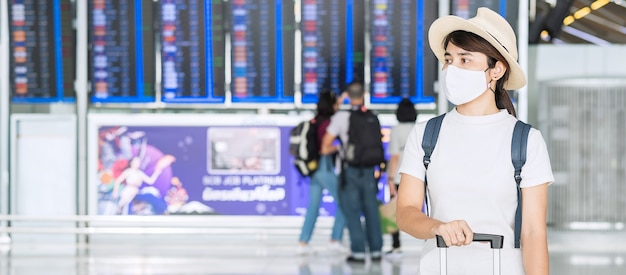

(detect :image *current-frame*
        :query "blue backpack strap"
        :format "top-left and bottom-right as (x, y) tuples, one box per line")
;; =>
(511, 120), (531, 248)
(421, 114), (446, 216)
(422, 114), (446, 169)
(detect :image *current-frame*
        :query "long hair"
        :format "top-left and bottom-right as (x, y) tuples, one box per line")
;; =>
(443, 30), (517, 117)
(396, 98), (417, 122)
(316, 89), (337, 118)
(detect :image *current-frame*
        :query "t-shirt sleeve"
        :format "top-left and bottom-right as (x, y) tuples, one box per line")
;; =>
(398, 122), (426, 181)
(520, 129), (555, 188)
(326, 111), (345, 136)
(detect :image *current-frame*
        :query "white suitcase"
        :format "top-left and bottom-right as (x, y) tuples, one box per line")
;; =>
(436, 233), (504, 275)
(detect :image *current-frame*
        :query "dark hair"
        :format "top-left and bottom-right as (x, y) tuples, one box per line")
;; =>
(345, 80), (364, 100)
(396, 98), (417, 122)
(443, 30), (517, 117)
(316, 89), (337, 117)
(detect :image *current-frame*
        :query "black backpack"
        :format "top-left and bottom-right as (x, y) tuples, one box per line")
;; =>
(421, 113), (530, 248)
(344, 107), (385, 167)
(289, 117), (324, 177)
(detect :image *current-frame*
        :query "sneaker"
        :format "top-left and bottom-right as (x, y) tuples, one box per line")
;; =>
(346, 256), (366, 263)
(296, 245), (314, 256)
(371, 251), (383, 261)
(327, 242), (349, 254)
(384, 248), (403, 260)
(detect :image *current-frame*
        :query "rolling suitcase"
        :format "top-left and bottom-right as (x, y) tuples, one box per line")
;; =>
(436, 233), (504, 275)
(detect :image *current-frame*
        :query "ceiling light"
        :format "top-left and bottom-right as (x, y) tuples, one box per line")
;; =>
(562, 26), (611, 45)
(590, 0), (610, 10)
(573, 7), (591, 19)
(563, 15), (575, 26)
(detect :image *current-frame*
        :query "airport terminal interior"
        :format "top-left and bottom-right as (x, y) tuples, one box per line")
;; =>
(1, 224), (626, 274)
(1, 0), (626, 274)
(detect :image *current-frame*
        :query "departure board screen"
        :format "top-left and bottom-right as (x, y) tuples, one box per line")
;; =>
(301, 0), (365, 104)
(9, 0), (75, 102)
(89, 0), (155, 103)
(451, 0), (518, 35)
(452, 0), (498, 19)
(230, 0), (295, 103)
(369, 0), (434, 104)
(161, 0), (225, 103)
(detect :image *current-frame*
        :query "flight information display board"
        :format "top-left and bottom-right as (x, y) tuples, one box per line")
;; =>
(89, 0), (155, 103)
(451, 0), (518, 33)
(453, 0), (500, 18)
(300, 0), (365, 104)
(9, 0), (75, 102)
(369, 0), (434, 104)
(230, 0), (295, 103)
(161, 0), (226, 103)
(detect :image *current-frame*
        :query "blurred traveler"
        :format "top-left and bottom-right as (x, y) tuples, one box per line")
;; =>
(384, 97), (418, 260)
(297, 90), (348, 255)
(321, 81), (385, 263)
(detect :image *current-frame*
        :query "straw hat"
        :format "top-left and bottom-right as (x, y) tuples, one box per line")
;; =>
(428, 7), (526, 90)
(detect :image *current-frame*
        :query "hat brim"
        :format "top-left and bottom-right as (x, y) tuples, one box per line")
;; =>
(428, 16), (526, 90)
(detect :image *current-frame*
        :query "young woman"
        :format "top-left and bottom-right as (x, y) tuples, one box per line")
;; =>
(396, 8), (554, 275)
(296, 91), (347, 255)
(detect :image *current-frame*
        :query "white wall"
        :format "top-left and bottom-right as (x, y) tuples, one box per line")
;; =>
(9, 115), (77, 254)
(527, 44), (626, 124)
(527, 44), (626, 228)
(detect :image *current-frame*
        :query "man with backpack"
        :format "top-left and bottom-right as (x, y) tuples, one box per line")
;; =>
(320, 81), (385, 263)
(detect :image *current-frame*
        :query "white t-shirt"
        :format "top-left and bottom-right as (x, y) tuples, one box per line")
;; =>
(388, 122), (415, 184)
(398, 108), (554, 275)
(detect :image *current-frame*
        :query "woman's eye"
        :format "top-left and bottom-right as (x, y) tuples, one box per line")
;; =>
(461, 58), (470, 63)
(444, 59), (452, 64)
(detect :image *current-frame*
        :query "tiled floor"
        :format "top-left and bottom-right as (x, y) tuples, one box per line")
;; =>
(0, 230), (625, 274)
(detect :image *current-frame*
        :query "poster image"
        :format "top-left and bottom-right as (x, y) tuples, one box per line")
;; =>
(92, 116), (393, 217)
(208, 127), (280, 175)
(97, 126), (184, 215)
(95, 124), (303, 216)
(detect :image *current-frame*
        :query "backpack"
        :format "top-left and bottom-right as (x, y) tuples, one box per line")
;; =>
(344, 107), (385, 167)
(289, 117), (323, 177)
(421, 113), (530, 248)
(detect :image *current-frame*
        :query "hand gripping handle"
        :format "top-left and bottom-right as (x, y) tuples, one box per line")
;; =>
(436, 233), (504, 249)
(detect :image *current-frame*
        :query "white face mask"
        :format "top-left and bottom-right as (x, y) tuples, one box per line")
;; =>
(441, 65), (489, 106)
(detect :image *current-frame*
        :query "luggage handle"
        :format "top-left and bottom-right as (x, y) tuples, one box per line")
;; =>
(436, 233), (503, 275)
(436, 233), (504, 249)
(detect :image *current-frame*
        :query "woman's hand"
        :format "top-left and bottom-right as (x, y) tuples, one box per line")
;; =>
(431, 220), (474, 246)
(387, 178), (397, 197)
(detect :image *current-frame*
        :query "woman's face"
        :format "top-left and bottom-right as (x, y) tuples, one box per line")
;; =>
(130, 157), (141, 168)
(442, 42), (490, 72)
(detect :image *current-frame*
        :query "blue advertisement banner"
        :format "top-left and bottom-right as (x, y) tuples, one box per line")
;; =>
(96, 123), (390, 216)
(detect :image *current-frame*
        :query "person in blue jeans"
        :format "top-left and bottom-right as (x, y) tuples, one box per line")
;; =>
(321, 81), (384, 263)
(337, 165), (383, 262)
(297, 91), (347, 255)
